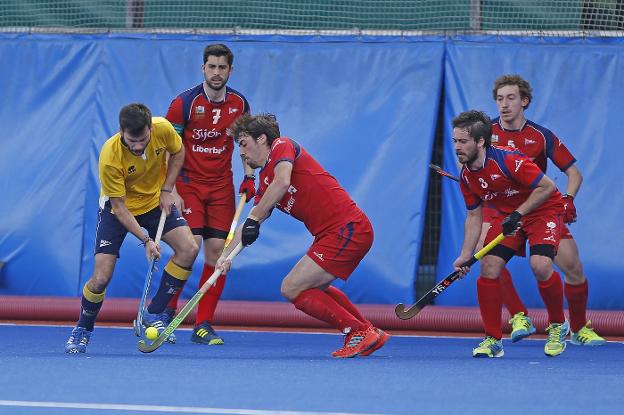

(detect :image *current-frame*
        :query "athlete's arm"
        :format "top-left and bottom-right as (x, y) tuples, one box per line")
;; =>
(563, 164), (582, 198)
(515, 174), (555, 216)
(454, 205), (483, 275)
(160, 147), (185, 214)
(248, 161), (292, 222)
(109, 197), (160, 260)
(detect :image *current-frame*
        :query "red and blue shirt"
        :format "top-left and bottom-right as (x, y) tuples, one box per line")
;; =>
(166, 84), (249, 183)
(255, 137), (363, 236)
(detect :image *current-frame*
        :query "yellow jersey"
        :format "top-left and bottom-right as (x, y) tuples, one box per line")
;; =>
(99, 117), (182, 216)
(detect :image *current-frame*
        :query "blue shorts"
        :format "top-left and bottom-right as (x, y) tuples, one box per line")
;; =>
(94, 203), (188, 257)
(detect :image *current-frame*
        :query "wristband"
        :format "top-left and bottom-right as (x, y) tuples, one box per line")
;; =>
(161, 188), (173, 193)
(244, 174), (256, 180)
(564, 193), (575, 199)
(141, 236), (152, 246)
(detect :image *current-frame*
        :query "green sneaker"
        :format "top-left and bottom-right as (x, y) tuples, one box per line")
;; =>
(509, 312), (536, 343)
(544, 320), (570, 357)
(472, 336), (504, 358)
(571, 321), (606, 346)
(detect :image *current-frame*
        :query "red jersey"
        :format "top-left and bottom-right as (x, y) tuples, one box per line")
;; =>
(460, 146), (563, 218)
(491, 117), (576, 173)
(255, 137), (363, 236)
(166, 84), (250, 183)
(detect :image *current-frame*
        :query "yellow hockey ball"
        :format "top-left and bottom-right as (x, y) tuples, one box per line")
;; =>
(145, 326), (159, 340)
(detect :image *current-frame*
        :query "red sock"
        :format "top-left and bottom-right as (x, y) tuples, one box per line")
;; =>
(292, 288), (368, 332)
(195, 264), (226, 325)
(167, 282), (185, 310)
(499, 268), (528, 316)
(565, 280), (588, 332)
(477, 277), (502, 339)
(537, 271), (565, 324)
(325, 286), (371, 327)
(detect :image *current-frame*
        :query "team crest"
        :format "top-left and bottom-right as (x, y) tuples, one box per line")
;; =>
(128, 166), (136, 174)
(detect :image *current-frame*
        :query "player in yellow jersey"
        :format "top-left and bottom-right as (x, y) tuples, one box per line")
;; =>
(65, 103), (199, 354)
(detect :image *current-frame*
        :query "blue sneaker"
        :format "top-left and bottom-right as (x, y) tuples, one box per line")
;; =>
(65, 327), (92, 354)
(143, 311), (176, 344)
(570, 321), (606, 346)
(509, 312), (536, 342)
(544, 320), (570, 357)
(191, 321), (224, 345)
(162, 307), (177, 344)
(472, 336), (504, 358)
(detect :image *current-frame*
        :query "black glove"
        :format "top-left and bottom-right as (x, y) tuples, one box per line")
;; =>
(241, 217), (260, 246)
(502, 211), (522, 236)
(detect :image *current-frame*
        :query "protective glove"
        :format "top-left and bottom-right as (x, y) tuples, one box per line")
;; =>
(238, 175), (256, 202)
(562, 194), (577, 224)
(502, 211), (522, 236)
(241, 217), (260, 246)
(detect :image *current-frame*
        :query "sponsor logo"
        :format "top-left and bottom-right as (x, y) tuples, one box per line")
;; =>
(490, 174), (501, 180)
(313, 251), (324, 261)
(192, 144), (227, 154)
(431, 279), (453, 294)
(99, 240), (112, 248)
(483, 191), (498, 201)
(264, 177), (270, 186)
(195, 106), (205, 114)
(192, 128), (222, 141)
(228, 107), (238, 114)
(491, 134), (499, 143)
(283, 195), (296, 213)
(273, 138), (285, 148)
(524, 138), (536, 145)
(504, 188), (520, 197)
(155, 148), (164, 156)
(183, 207), (192, 215)
(287, 185), (297, 194)
(514, 159), (524, 172)
(543, 235), (556, 242)
(128, 166), (136, 174)
(547, 221), (556, 229)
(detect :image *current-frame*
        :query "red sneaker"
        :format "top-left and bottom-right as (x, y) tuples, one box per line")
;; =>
(332, 326), (380, 358)
(360, 328), (389, 356)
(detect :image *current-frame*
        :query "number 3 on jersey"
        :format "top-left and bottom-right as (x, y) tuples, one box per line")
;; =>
(479, 178), (488, 188)
(212, 109), (221, 124)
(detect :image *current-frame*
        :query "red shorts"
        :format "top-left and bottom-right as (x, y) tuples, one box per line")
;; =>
(306, 214), (374, 280)
(485, 212), (564, 254)
(176, 179), (235, 234)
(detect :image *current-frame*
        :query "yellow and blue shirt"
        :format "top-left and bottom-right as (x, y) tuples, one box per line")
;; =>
(99, 117), (182, 215)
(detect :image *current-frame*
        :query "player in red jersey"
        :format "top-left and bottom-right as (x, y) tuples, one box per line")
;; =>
(164, 44), (256, 345)
(452, 110), (569, 358)
(216, 113), (389, 358)
(480, 74), (604, 346)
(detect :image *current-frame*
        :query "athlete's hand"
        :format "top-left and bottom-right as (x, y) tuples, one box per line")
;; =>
(239, 175), (256, 202)
(144, 238), (161, 261)
(241, 217), (260, 246)
(562, 194), (577, 224)
(502, 211), (522, 236)
(216, 255), (232, 274)
(159, 190), (176, 215)
(172, 188), (184, 214)
(453, 256), (473, 277)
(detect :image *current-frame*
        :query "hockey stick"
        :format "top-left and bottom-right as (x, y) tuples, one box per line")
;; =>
(133, 209), (167, 336)
(429, 163), (460, 182)
(394, 233), (505, 320)
(226, 193), (247, 247)
(138, 243), (243, 353)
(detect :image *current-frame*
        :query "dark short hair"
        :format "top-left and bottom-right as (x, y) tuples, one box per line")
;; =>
(452, 110), (492, 147)
(492, 74), (533, 110)
(203, 43), (234, 65)
(230, 113), (281, 145)
(119, 103), (152, 136)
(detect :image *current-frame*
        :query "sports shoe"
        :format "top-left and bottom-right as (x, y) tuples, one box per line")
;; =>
(191, 321), (224, 345)
(332, 326), (380, 358)
(360, 328), (390, 356)
(570, 321), (606, 346)
(544, 320), (570, 357)
(65, 327), (92, 354)
(161, 307), (177, 344)
(509, 312), (536, 342)
(143, 311), (170, 341)
(472, 336), (504, 358)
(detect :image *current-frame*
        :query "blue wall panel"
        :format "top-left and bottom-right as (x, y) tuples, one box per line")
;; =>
(437, 37), (624, 309)
(0, 34), (443, 304)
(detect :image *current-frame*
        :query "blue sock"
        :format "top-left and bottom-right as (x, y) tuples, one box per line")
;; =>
(147, 271), (185, 314)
